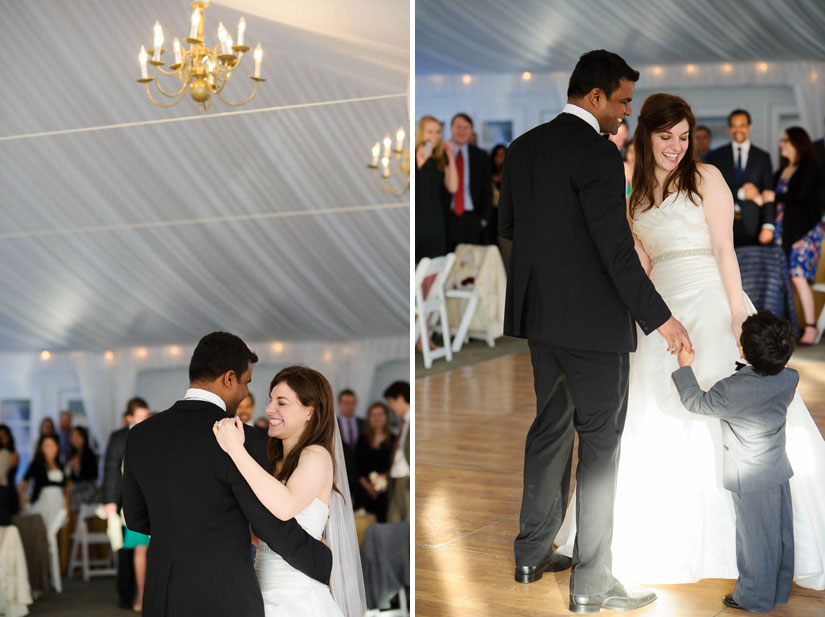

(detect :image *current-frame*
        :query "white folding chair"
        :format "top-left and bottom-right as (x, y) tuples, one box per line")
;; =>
(415, 253), (455, 369)
(47, 508), (67, 593)
(67, 503), (116, 581)
(812, 282), (825, 344)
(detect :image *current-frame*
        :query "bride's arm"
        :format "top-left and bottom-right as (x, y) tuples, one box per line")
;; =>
(213, 418), (331, 520)
(700, 165), (748, 340)
(626, 196), (652, 275)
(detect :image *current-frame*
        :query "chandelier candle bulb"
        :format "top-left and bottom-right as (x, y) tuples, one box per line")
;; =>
(139, 45), (149, 79)
(395, 127), (405, 151)
(153, 21), (164, 62)
(237, 17), (246, 47)
(383, 135), (391, 157)
(371, 142), (380, 166)
(173, 38), (182, 65)
(190, 8), (200, 39)
(381, 156), (390, 178)
(218, 22), (229, 54)
(253, 43), (263, 77)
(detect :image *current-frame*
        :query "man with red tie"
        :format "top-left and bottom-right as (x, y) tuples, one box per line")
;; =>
(447, 113), (493, 250)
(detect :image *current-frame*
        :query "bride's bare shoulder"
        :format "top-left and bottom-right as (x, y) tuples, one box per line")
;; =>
(695, 162), (725, 188)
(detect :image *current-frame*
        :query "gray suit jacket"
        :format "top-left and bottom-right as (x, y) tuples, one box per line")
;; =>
(672, 365), (796, 494)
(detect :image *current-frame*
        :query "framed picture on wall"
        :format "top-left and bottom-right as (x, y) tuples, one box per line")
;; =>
(482, 120), (513, 148)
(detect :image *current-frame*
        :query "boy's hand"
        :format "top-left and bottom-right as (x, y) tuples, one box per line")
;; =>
(677, 347), (695, 367)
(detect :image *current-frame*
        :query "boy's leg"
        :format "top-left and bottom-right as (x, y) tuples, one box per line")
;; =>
(732, 487), (782, 612)
(774, 481), (794, 605)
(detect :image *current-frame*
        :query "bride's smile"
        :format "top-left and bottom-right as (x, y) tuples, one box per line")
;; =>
(652, 118), (690, 172)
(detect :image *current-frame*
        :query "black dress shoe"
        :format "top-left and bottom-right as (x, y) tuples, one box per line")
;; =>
(514, 551), (572, 583)
(569, 579), (656, 614)
(723, 593), (747, 610)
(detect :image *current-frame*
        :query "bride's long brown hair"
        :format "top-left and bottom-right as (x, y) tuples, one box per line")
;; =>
(266, 365), (342, 498)
(629, 93), (702, 220)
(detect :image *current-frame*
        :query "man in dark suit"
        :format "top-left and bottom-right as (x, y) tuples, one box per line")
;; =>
(695, 125), (713, 162)
(102, 397), (150, 608)
(446, 113), (493, 249)
(122, 332), (331, 617)
(384, 382), (409, 523)
(499, 49), (690, 613)
(707, 109), (776, 246)
(336, 388), (363, 506)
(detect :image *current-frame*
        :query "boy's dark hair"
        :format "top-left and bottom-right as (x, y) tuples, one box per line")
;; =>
(740, 311), (794, 376)
(383, 381), (410, 403)
(728, 108), (751, 126)
(189, 332), (258, 383)
(567, 50), (639, 99)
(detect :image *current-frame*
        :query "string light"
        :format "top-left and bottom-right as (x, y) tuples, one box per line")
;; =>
(652, 66), (664, 76)
(685, 64), (697, 75)
(168, 345), (181, 356)
(722, 63), (733, 73)
(521, 71), (532, 81)
(135, 347), (148, 359)
(104, 351), (115, 362)
(271, 342), (284, 354)
(757, 62), (769, 73)
(461, 74), (473, 85)
(40, 350), (51, 361)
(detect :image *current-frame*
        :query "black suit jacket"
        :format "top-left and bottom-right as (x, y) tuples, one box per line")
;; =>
(122, 400), (332, 617)
(498, 113), (670, 352)
(707, 143), (775, 245)
(102, 426), (129, 507)
(775, 159), (822, 254)
(337, 416), (364, 500)
(467, 144), (493, 222)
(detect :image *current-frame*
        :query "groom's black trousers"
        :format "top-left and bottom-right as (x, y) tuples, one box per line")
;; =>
(515, 341), (629, 596)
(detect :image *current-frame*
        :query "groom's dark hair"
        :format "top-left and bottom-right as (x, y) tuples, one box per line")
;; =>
(189, 331), (258, 383)
(567, 50), (639, 99)
(740, 311), (794, 376)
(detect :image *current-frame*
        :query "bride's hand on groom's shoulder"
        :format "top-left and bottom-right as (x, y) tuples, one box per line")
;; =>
(212, 416), (246, 454)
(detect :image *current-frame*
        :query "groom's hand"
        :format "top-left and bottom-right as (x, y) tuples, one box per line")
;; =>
(656, 316), (692, 354)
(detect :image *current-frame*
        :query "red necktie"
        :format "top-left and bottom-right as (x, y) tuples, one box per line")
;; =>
(454, 149), (465, 216)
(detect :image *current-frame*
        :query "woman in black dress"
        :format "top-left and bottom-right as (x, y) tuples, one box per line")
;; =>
(415, 115), (458, 262)
(0, 424), (20, 523)
(354, 402), (395, 522)
(66, 426), (99, 512)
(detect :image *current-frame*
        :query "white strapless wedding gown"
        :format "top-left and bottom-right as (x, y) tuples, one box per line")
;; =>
(555, 191), (825, 589)
(255, 498), (344, 617)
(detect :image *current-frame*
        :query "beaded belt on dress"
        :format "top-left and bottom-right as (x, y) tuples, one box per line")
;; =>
(650, 247), (714, 265)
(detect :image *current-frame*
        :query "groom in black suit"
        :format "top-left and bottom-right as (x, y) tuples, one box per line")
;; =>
(499, 50), (690, 613)
(122, 332), (331, 617)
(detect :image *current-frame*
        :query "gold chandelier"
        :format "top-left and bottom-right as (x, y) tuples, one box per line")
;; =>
(368, 127), (410, 197)
(137, 2), (265, 110)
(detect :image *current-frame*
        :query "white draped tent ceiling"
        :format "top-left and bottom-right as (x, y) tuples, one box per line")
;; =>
(0, 0), (410, 353)
(415, 0), (825, 75)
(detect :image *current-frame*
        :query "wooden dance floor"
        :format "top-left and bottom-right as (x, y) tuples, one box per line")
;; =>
(415, 349), (825, 616)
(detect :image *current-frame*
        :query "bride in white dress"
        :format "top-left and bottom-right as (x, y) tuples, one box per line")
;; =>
(555, 93), (825, 589)
(213, 365), (366, 616)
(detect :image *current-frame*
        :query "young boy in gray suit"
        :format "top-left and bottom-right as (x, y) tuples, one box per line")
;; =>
(671, 310), (797, 612)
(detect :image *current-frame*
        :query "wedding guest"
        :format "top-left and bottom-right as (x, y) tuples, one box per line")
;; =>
(66, 426), (99, 512)
(355, 402), (394, 522)
(121, 407), (152, 613)
(623, 140), (636, 196)
(608, 118), (629, 153)
(486, 144), (508, 245)
(447, 113), (493, 249)
(384, 382), (410, 523)
(415, 115), (457, 261)
(236, 393), (255, 426)
(102, 397), (149, 608)
(773, 126), (823, 344)
(672, 311), (796, 612)
(19, 435), (68, 530)
(0, 424), (19, 523)
(813, 116), (825, 217)
(337, 389), (363, 505)
(707, 109), (776, 247)
(39, 417), (56, 438)
(695, 125), (713, 161)
(254, 416), (270, 434)
(57, 411), (73, 462)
